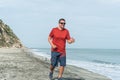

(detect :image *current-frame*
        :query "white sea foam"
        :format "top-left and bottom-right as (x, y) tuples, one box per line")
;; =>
(67, 59), (120, 80)
(30, 49), (50, 61)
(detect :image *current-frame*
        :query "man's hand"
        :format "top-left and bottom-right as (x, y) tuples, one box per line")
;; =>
(52, 44), (57, 49)
(67, 37), (75, 44)
(70, 37), (75, 43)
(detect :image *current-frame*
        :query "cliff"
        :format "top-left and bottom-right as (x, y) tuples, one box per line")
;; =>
(0, 19), (22, 48)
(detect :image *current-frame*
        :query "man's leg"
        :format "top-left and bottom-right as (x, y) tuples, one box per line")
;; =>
(58, 66), (64, 78)
(50, 64), (55, 73)
(49, 52), (59, 79)
(58, 56), (66, 78)
(49, 65), (55, 80)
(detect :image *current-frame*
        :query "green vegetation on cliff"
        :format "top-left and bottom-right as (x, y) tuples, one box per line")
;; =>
(0, 19), (22, 48)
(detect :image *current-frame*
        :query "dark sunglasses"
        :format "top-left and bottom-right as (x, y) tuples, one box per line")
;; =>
(60, 22), (66, 25)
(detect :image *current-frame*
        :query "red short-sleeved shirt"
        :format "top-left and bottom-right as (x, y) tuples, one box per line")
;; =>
(49, 27), (70, 56)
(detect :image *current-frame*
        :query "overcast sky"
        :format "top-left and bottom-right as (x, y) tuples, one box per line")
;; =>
(0, 0), (120, 49)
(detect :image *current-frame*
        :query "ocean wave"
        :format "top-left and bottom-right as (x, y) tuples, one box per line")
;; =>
(30, 49), (50, 60)
(67, 59), (120, 80)
(92, 60), (119, 65)
(30, 48), (120, 80)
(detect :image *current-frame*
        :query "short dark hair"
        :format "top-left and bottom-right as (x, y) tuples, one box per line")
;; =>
(59, 18), (65, 23)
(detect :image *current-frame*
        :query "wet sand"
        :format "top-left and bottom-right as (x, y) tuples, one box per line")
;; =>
(0, 48), (111, 80)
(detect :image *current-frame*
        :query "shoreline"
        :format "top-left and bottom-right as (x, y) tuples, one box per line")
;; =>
(0, 48), (111, 80)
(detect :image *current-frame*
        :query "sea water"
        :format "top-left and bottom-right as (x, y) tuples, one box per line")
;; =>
(31, 48), (120, 80)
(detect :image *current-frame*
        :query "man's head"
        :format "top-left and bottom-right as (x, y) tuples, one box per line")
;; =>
(58, 18), (66, 29)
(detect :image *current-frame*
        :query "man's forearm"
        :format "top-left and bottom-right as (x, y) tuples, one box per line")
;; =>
(67, 38), (75, 44)
(48, 37), (53, 46)
(48, 36), (57, 48)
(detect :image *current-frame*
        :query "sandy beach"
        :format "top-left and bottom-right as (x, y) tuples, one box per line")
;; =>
(0, 48), (111, 80)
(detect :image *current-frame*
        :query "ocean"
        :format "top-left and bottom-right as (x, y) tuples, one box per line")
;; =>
(30, 48), (120, 80)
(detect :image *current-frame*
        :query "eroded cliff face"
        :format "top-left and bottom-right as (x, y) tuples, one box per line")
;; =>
(0, 19), (22, 48)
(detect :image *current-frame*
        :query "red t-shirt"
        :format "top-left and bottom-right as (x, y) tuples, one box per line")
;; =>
(49, 27), (71, 56)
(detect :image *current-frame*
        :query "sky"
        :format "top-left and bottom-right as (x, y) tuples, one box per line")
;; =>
(0, 0), (120, 49)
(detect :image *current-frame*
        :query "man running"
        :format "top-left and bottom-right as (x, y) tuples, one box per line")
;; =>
(48, 18), (75, 80)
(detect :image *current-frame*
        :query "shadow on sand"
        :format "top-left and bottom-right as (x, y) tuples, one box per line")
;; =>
(52, 77), (85, 80)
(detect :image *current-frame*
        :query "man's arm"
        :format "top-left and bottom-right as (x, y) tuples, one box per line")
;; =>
(48, 36), (57, 48)
(67, 37), (75, 44)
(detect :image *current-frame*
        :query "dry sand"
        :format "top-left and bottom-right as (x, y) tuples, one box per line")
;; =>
(0, 48), (111, 80)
